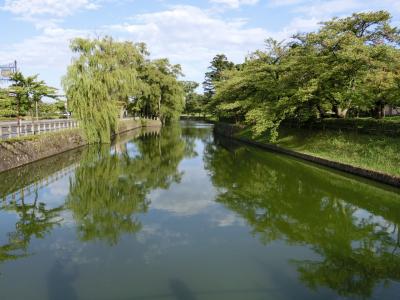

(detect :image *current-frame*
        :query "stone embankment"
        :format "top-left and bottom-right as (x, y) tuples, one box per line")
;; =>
(0, 119), (161, 173)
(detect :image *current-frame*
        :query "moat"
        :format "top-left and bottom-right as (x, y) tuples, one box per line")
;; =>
(0, 121), (399, 300)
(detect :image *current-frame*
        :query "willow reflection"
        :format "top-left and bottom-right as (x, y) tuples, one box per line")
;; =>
(0, 188), (63, 270)
(67, 126), (195, 245)
(204, 137), (400, 298)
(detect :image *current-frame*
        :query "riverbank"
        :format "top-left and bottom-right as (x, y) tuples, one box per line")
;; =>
(214, 123), (400, 187)
(0, 118), (161, 173)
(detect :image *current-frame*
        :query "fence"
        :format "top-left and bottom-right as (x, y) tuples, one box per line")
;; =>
(0, 119), (78, 140)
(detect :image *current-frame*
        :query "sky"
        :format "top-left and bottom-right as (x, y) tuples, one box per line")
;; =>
(1, 0), (400, 92)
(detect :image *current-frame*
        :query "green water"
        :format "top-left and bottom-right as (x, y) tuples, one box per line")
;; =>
(0, 121), (399, 300)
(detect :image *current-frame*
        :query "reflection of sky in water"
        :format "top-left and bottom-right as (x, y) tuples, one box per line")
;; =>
(150, 140), (218, 217)
(0, 123), (399, 300)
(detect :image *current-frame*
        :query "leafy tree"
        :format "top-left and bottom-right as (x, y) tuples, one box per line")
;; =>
(152, 59), (185, 124)
(7, 72), (37, 123)
(63, 37), (142, 143)
(63, 37), (185, 141)
(0, 88), (16, 117)
(182, 81), (204, 116)
(294, 10), (400, 119)
(4, 72), (57, 127)
(215, 40), (291, 138)
(203, 54), (235, 97)
(30, 80), (58, 121)
(210, 11), (400, 140)
(203, 54), (235, 115)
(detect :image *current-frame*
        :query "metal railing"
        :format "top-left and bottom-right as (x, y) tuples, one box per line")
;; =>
(0, 119), (78, 140)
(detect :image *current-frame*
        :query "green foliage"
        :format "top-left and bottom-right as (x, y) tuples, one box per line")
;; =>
(204, 137), (400, 298)
(66, 126), (193, 245)
(132, 58), (185, 123)
(236, 124), (400, 176)
(203, 54), (236, 115)
(0, 73), (57, 120)
(63, 37), (184, 142)
(0, 189), (63, 266)
(62, 37), (139, 143)
(182, 81), (205, 115)
(203, 54), (235, 98)
(210, 11), (400, 140)
(0, 89), (16, 116)
(12, 72), (56, 116)
(311, 117), (400, 136)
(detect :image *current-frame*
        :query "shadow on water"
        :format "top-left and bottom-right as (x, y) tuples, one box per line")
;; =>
(46, 260), (78, 300)
(168, 278), (198, 300)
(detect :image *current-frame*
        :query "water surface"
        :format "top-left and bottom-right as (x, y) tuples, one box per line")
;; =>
(0, 121), (399, 300)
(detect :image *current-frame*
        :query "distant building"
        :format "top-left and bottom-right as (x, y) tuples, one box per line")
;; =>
(384, 105), (400, 116)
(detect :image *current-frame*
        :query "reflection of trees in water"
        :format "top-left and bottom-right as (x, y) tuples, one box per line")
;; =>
(0, 148), (80, 272)
(67, 125), (194, 245)
(204, 137), (400, 298)
(0, 188), (63, 268)
(0, 124), (195, 267)
(181, 122), (214, 155)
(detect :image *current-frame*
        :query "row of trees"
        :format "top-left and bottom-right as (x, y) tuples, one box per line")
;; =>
(62, 37), (185, 143)
(194, 11), (400, 140)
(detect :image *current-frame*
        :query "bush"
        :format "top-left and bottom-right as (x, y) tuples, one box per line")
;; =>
(285, 118), (400, 136)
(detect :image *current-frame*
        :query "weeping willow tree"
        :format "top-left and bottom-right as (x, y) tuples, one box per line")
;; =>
(62, 37), (142, 143)
(63, 37), (185, 142)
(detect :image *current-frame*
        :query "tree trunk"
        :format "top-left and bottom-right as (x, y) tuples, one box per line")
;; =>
(337, 107), (348, 118)
(373, 100), (385, 119)
(332, 105), (348, 118)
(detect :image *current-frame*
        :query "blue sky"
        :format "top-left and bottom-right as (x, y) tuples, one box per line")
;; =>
(1, 0), (400, 91)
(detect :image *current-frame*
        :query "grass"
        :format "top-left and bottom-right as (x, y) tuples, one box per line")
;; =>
(0, 128), (82, 144)
(236, 127), (400, 177)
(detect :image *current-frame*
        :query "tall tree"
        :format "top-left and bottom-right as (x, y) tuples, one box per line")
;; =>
(203, 54), (235, 115)
(182, 81), (202, 115)
(6, 72), (57, 133)
(62, 37), (142, 143)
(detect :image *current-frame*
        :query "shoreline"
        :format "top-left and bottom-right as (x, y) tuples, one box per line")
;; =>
(214, 122), (400, 188)
(0, 119), (161, 174)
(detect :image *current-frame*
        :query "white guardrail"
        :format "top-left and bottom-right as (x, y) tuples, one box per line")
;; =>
(0, 119), (78, 140)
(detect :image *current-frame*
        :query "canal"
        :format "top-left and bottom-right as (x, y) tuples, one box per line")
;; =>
(0, 121), (399, 299)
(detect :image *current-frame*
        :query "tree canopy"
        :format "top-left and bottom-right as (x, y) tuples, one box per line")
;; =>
(205, 11), (400, 141)
(0, 72), (57, 120)
(63, 37), (185, 143)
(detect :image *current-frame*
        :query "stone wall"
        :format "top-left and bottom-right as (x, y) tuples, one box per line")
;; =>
(0, 119), (161, 173)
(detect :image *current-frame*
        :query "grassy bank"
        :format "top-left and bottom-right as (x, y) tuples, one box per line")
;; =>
(236, 127), (400, 177)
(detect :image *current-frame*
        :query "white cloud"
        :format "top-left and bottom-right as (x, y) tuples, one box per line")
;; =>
(2, 1), (400, 90)
(2, 0), (100, 18)
(210, 0), (259, 8)
(0, 26), (90, 89)
(269, 0), (400, 16)
(108, 5), (268, 82)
